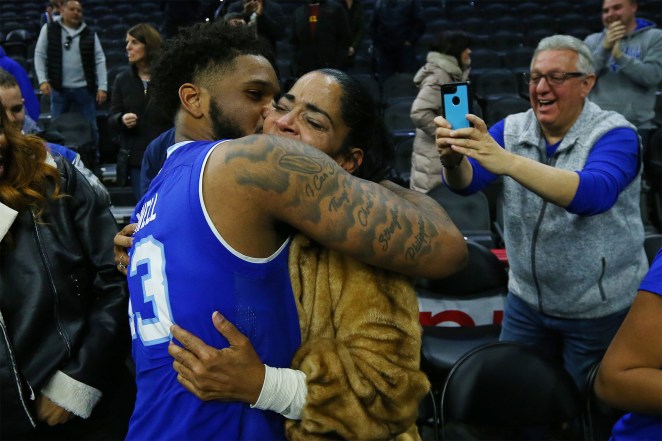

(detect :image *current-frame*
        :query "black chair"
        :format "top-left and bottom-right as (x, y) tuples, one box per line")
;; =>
(392, 135), (414, 186)
(440, 342), (582, 440)
(487, 31), (525, 52)
(470, 68), (519, 106)
(484, 95), (531, 127)
(380, 72), (417, 107)
(524, 27), (557, 48)
(645, 128), (662, 230)
(351, 73), (380, 105)
(49, 112), (97, 168)
(382, 97), (416, 143)
(417, 239), (508, 439)
(469, 48), (503, 71)
(644, 233), (662, 264)
(502, 46), (535, 70)
(582, 362), (626, 441)
(426, 184), (495, 248)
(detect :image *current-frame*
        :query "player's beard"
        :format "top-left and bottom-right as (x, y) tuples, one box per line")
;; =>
(210, 101), (246, 140)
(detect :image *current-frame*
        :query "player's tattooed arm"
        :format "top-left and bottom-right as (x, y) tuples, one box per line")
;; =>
(224, 135), (468, 278)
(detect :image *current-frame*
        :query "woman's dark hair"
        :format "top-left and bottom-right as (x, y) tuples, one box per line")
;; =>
(150, 21), (276, 122)
(318, 69), (395, 182)
(429, 30), (473, 66)
(127, 23), (163, 66)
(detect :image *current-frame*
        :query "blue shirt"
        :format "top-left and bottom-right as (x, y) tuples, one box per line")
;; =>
(610, 249), (662, 441)
(0, 47), (40, 121)
(139, 127), (175, 197)
(448, 119), (640, 216)
(126, 140), (301, 440)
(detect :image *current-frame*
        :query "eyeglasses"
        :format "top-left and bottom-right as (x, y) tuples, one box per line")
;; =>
(64, 35), (73, 50)
(524, 71), (586, 86)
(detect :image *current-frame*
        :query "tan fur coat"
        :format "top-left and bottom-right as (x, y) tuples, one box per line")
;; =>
(285, 235), (431, 440)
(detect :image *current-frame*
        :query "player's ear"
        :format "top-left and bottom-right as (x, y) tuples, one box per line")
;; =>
(179, 83), (205, 119)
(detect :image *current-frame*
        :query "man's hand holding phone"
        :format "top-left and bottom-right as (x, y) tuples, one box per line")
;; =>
(435, 113), (512, 177)
(435, 116), (465, 170)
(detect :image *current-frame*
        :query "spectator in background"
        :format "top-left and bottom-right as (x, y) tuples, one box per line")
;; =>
(370, 0), (425, 80)
(435, 35), (648, 392)
(0, 101), (133, 440)
(34, 0), (107, 154)
(139, 127), (174, 196)
(290, 0), (351, 78)
(584, 0), (662, 148)
(0, 48), (40, 123)
(595, 247), (662, 441)
(0, 68), (109, 203)
(340, 0), (365, 69)
(108, 23), (171, 202)
(41, 0), (63, 25)
(160, 0), (203, 38)
(410, 30), (472, 193)
(228, 0), (286, 55)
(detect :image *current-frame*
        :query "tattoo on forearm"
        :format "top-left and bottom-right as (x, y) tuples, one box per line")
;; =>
(357, 195), (374, 227)
(378, 207), (403, 251)
(405, 218), (430, 261)
(225, 135), (444, 265)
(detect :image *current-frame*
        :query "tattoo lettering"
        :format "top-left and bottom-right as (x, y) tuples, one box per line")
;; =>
(405, 218), (430, 261)
(357, 196), (374, 227)
(329, 189), (350, 212)
(304, 164), (336, 198)
(378, 208), (403, 251)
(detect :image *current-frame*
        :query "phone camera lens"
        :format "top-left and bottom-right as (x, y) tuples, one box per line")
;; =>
(452, 96), (461, 105)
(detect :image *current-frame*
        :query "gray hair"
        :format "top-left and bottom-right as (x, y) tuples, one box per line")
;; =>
(531, 35), (595, 75)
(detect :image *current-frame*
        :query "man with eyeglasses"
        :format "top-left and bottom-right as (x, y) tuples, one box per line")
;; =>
(584, 0), (662, 148)
(34, 0), (107, 156)
(435, 34), (646, 394)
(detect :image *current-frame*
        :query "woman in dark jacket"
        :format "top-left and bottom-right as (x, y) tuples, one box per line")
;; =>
(341, 0), (365, 68)
(109, 23), (171, 202)
(290, 0), (351, 78)
(0, 102), (134, 440)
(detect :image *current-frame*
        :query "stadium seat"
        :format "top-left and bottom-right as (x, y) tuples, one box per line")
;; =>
(582, 362), (626, 441)
(49, 112), (96, 168)
(381, 72), (417, 107)
(644, 233), (662, 264)
(417, 239), (508, 439)
(484, 95), (531, 127)
(470, 68), (519, 105)
(350, 73), (380, 106)
(392, 134), (414, 186)
(440, 342), (582, 440)
(469, 48), (503, 71)
(382, 97), (416, 143)
(426, 184), (495, 248)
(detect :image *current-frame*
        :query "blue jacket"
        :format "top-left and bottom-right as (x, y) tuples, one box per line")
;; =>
(0, 46), (40, 121)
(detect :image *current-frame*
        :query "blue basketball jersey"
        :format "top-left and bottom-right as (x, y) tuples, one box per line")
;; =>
(125, 140), (301, 441)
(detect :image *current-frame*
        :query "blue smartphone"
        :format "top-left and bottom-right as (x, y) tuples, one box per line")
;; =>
(441, 82), (473, 130)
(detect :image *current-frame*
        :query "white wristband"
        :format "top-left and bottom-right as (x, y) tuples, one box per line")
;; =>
(251, 364), (307, 420)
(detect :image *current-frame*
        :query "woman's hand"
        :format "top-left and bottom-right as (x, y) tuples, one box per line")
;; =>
(36, 395), (74, 426)
(122, 113), (138, 129)
(114, 223), (136, 275)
